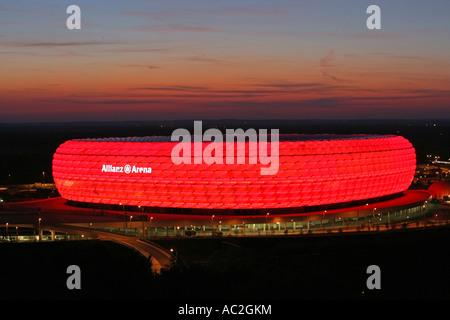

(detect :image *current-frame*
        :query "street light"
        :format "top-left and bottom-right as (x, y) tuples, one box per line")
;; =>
(38, 218), (42, 241)
(149, 216), (154, 237)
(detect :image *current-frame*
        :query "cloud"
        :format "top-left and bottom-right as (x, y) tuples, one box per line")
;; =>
(343, 52), (426, 61)
(253, 82), (325, 89)
(0, 5), (31, 13)
(322, 72), (350, 84)
(186, 56), (225, 63)
(319, 50), (336, 67)
(4, 41), (118, 48)
(129, 24), (222, 33)
(117, 64), (160, 69)
(120, 6), (286, 21)
(127, 82), (344, 98)
(125, 81), (349, 101)
(40, 97), (167, 106)
(344, 32), (405, 39)
(0, 50), (85, 58)
(129, 85), (210, 92)
(182, 7), (287, 16)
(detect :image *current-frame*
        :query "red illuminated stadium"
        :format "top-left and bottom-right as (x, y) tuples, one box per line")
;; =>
(52, 134), (416, 214)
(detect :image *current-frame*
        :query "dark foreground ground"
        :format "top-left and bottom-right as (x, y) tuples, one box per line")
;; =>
(0, 225), (449, 301)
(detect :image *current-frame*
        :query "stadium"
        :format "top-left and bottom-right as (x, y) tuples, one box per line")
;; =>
(47, 133), (433, 235)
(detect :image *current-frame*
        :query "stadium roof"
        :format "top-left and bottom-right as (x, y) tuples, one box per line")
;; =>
(428, 180), (450, 199)
(75, 134), (397, 143)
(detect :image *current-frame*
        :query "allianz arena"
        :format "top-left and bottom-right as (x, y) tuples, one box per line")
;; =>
(52, 134), (419, 216)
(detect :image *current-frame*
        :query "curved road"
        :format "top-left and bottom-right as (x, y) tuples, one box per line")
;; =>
(48, 225), (174, 273)
(0, 211), (174, 273)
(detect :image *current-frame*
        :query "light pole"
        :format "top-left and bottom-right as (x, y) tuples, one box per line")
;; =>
(150, 216), (154, 236)
(387, 212), (390, 229)
(38, 218), (42, 241)
(322, 210), (326, 232)
(266, 212), (270, 234)
(120, 202), (126, 228)
(42, 171), (45, 184)
(128, 215), (133, 233)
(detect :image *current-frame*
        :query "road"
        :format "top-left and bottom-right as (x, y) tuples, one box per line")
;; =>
(44, 224), (174, 273)
(0, 210), (174, 274)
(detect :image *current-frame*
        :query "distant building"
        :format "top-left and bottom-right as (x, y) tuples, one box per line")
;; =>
(428, 180), (450, 200)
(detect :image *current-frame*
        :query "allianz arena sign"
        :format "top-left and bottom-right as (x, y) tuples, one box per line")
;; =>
(101, 164), (152, 174)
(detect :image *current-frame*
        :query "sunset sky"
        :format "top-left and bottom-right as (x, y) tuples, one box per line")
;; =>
(1, 0), (449, 122)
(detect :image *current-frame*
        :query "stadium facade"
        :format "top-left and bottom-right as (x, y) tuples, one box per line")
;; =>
(52, 134), (418, 214)
(43, 133), (436, 236)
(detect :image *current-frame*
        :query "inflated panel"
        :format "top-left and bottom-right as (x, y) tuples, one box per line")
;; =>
(52, 135), (416, 209)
